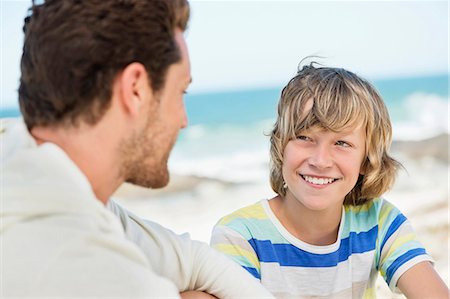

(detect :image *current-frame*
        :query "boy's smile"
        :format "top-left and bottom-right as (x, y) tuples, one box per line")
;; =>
(300, 174), (339, 187)
(282, 124), (366, 212)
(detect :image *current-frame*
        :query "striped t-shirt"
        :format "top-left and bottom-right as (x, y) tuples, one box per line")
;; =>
(211, 198), (432, 298)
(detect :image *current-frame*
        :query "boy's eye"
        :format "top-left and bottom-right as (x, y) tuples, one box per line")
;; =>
(297, 135), (311, 141)
(336, 140), (350, 147)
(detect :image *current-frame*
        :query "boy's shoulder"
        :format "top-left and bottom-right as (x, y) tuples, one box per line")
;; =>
(216, 200), (267, 227)
(345, 197), (395, 212)
(213, 199), (282, 243)
(344, 197), (403, 224)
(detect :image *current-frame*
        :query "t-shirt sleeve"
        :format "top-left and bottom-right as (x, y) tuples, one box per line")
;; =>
(210, 218), (261, 280)
(376, 199), (434, 292)
(108, 199), (274, 299)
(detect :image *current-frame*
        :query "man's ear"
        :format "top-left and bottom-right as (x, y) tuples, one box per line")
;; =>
(118, 62), (152, 117)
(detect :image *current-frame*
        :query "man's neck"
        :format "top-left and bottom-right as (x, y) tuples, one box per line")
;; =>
(31, 123), (123, 205)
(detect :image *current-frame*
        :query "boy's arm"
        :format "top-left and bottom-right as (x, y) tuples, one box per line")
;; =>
(376, 199), (446, 296)
(210, 224), (262, 280)
(108, 200), (274, 299)
(397, 261), (449, 299)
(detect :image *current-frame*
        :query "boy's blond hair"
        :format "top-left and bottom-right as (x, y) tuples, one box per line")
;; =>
(270, 63), (401, 205)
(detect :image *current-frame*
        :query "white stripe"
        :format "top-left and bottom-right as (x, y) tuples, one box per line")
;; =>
(388, 255), (434, 293)
(260, 250), (376, 296)
(262, 199), (345, 254)
(379, 219), (414, 263)
(271, 280), (369, 299)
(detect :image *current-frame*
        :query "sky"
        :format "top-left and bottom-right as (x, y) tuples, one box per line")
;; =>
(1, 0), (448, 108)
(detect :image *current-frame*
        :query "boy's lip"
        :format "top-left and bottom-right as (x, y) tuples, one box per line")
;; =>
(298, 173), (340, 186)
(298, 173), (339, 180)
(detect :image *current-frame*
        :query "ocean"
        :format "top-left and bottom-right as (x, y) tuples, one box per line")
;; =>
(171, 74), (449, 183)
(1, 74), (448, 184)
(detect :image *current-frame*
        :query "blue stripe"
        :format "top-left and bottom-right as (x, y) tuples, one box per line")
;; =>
(243, 266), (260, 280)
(386, 248), (427, 285)
(380, 213), (407, 254)
(248, 225), (377, 267)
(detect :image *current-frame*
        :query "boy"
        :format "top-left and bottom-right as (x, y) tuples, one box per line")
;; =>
(211, 64), (449, 298)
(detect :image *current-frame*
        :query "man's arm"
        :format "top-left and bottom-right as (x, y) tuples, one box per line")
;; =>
(180, 291), (217, 299)
(108, 200), (274, 299)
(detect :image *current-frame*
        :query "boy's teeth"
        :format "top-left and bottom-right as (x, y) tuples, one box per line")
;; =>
(303, 175), (334, 185)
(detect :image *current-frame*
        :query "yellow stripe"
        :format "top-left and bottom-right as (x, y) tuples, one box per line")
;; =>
(380, 232), (416, 277)
(214, 243), (260, 269)
(378, 202), (394, 228)
(345, 199), (375, 213)
(380, 233), (416, 266)
(362, 286), (376, 299)
(218, 203), (266, 225)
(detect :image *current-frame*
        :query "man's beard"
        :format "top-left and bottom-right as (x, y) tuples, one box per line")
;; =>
(118, 116), (176, 189)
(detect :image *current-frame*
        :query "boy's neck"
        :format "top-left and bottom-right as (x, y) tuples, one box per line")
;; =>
(269, 195), (343, 246)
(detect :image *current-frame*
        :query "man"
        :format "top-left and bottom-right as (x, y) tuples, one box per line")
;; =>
(1, 1), (273, 298)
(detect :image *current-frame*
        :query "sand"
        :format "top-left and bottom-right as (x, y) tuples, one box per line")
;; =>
(113, 134), (449, 298)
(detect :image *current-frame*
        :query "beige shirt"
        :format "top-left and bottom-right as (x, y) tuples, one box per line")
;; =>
(1, 118), (273, 298)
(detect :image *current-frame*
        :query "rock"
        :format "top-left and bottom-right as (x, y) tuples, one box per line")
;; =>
(391, 134), (449, 163)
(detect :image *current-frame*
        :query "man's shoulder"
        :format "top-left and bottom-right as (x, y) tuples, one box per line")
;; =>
(12, 246), (179, 297)
(33, 235), (178, 297)
(2, 210), (179, 297)
(2, 208), (142, 263)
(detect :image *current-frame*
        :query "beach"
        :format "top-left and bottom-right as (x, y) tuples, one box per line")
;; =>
(114, 133), (449, 298)
(2, 74), (448, 297)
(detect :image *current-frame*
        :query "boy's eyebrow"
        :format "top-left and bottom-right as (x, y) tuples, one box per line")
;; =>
(336, 127), (364, 137)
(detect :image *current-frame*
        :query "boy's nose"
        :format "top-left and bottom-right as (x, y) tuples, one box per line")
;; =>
(309, 145), (333, 169)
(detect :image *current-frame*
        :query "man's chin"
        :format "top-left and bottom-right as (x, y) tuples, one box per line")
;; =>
(126, 172), (170, 189)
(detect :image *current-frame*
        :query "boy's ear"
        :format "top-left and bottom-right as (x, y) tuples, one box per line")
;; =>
(359, 159), (368, 175)
(118, 62), (152, 117)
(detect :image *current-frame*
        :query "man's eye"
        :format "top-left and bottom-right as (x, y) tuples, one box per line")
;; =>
(336, 140), (350, 147)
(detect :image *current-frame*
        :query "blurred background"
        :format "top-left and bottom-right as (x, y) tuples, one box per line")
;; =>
(1, 1), (448, 297)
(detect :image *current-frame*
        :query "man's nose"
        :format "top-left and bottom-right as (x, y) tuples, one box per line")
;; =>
(180, 108), (188, 129)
